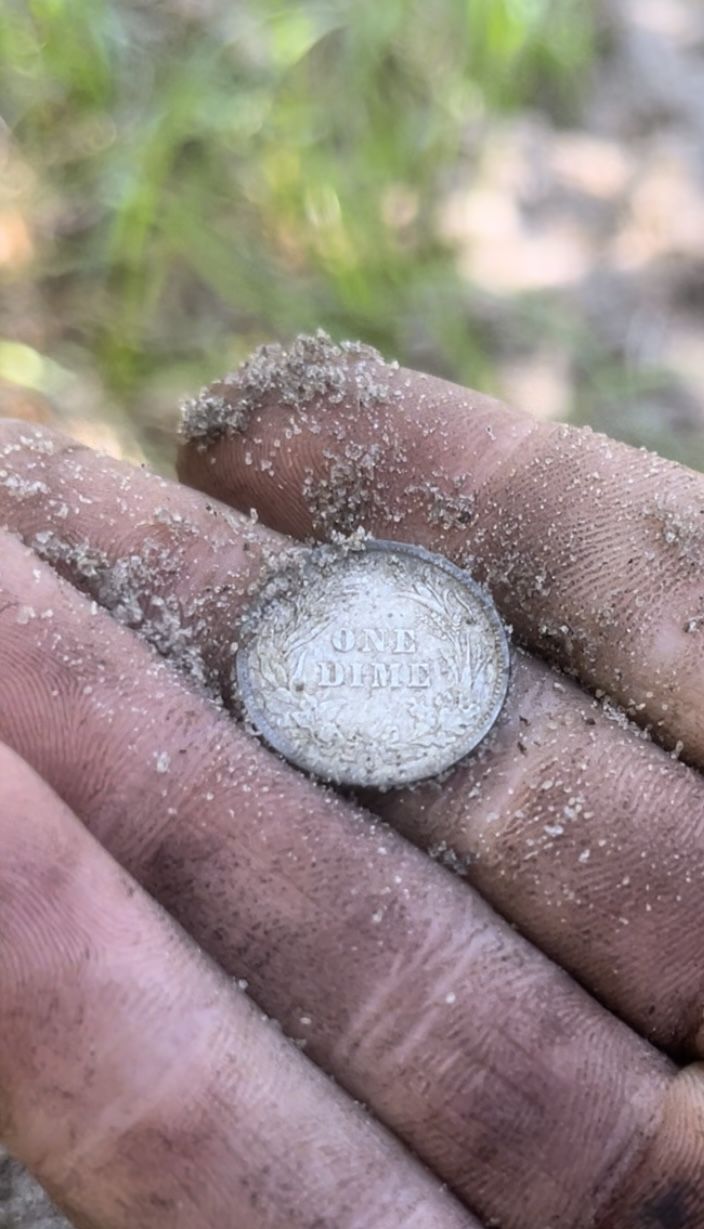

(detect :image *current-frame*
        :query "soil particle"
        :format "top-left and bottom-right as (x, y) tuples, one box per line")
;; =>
(155, 751), (171, 774)
(0, 472), (50, 500)
(427, 840), (473, 877)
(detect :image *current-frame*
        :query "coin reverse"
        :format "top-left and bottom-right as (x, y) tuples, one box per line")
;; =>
(236, 540), (510, 789)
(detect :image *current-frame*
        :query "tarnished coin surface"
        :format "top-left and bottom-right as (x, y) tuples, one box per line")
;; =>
(236, 540), (510, 789)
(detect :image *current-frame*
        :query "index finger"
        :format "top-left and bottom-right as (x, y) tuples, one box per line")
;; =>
(177, 333), (704, 765)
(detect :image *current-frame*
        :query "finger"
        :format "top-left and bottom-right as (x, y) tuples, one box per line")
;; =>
(2, 421), (704, 1058)
(373, 647), (704, 1056)
(0, 535), (702, 1229)
(177, 334), (704, 766)
(0, 418), (296, 703)
(0, 742), (474, 1229)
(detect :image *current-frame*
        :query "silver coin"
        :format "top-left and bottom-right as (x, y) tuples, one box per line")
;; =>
(236, 540), (510, 789)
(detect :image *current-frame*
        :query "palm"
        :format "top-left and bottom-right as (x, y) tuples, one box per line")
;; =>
(0, 335), (702, 1228)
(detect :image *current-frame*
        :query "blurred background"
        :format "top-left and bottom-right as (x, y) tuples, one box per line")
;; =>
(1, 0), (704, 472)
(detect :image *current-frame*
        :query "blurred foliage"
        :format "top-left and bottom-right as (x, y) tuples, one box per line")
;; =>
(0, 0), (595, 459)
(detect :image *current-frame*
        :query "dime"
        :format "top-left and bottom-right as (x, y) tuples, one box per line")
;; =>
(236, 540), (510, 789)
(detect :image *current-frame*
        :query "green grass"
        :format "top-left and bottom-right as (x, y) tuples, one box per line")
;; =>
(0, 0), (595, 454)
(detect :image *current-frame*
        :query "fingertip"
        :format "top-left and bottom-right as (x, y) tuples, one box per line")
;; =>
(175, 331), (534, 544)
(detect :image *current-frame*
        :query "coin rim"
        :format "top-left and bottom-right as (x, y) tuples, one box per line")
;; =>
(236, 538), (511, 788)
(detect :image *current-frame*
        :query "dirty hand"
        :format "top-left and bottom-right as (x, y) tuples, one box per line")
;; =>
(0, 334), (703, 1229)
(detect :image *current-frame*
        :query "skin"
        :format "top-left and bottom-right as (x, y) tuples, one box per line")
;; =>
(0, 743), (472, 1229)
(0, 345), (703, 1226)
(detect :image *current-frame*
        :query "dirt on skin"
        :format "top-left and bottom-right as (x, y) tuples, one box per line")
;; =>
(180, 332), (406, 538)
(30, 527), (217, 698)
(181, 330), (397, 446)
(0, 423), (308, 710)
(180, 331), (481, 541)
(0, 1150), (67, 1229)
